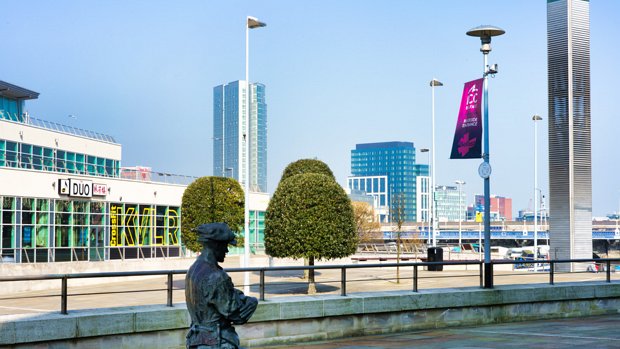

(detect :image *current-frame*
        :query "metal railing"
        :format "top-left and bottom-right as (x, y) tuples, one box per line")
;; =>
(0, 257), (618, 315)
(26, 116), (118, 144)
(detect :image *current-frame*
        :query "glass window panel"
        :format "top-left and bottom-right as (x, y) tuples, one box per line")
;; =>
(20, 144), (32, 169)
(55, 226), (70, 247)
(76, 153), (85, 174)
(66, 152), (76, 174)
(87, 156), (97, 175)
(32, 145), (43, 170)
(56, 150), (66, 172)
(166, 207), (180, 246)
(106, 159), (114, 177)
(74, 226), (88, 247)
(123, 204), (137, 246)
(22, 225), (34, 248)
(97, 158), (105, 175)
(36, 215), (49, 248)
(0, 140), (5, 166)
(21, 198), (34, 211)
(6, 141), (17, 167)
(73, 201), (88, 213)
(43, 148), (54, 170)
(55, 200), (72, 213)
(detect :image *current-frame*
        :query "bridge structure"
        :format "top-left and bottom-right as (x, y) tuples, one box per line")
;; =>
(381, 221), (620, 241)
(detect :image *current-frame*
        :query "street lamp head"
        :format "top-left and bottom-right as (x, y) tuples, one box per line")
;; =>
(430, 79), (443, 87)
(532, 114), (543, 121)
(455, 180), (466, 185)
(466, 25), (505, 53)
(247, 16), (266, 29)
(420, 148), (429, 153)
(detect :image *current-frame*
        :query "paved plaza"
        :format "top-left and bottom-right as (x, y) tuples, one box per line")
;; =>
(258, 314), (620, 349)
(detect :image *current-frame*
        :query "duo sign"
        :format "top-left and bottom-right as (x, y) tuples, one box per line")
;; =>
(58, 179), (108, 198)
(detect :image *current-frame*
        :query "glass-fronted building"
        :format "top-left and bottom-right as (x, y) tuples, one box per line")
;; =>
(213, 80), (267, 193)
(349, 142), (428, 223)
(0, 80), (186, 263)
(0, 80), (269, 263)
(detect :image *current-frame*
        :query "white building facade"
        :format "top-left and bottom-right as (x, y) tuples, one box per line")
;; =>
(0, 80), (188, 263)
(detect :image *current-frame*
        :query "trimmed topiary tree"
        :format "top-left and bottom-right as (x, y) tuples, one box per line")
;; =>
(265, 171), (357, 293)
(279, 158), (335, 182)
(181, 176), (244, 252)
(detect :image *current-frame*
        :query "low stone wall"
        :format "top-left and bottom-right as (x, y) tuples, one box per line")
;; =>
(1, 282), (619, 348)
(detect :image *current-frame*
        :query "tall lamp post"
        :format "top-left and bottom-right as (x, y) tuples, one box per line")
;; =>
(244, 16), (266, 294)
(455, 180), (466, 248)
(466, 25), (505, 288)
(532, 114), (542, 271)
(420, 148), (430, 244)
(430, 79), (443, 247)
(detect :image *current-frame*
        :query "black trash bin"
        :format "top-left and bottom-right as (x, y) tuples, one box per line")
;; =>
(427, 247), (444, 271)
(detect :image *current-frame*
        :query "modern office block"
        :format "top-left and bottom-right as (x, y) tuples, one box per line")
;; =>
(349, 142), (428, 223)
(547, 0), (592, 262)
(435, 185), (467, 222)
(213, 80), (267, 192)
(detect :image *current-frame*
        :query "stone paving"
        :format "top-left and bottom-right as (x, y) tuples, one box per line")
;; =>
(257, 314), (620, 349)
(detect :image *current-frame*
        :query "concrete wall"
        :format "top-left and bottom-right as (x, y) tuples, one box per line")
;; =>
(1, 282), (619, 348)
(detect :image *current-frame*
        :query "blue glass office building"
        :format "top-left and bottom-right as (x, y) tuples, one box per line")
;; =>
(350, 142), (428, 223)
(213, 80), (267, 192)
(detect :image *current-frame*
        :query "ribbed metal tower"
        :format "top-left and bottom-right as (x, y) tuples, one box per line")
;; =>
(547, 0), (592, 267)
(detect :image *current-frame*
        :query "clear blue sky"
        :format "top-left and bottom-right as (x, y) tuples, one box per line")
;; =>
(1, 1), (619, 217)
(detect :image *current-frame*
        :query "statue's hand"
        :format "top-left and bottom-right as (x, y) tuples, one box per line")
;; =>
(234, 296), (258, 324)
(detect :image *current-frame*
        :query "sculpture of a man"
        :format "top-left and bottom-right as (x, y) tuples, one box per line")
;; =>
(185, 223), (258, 349)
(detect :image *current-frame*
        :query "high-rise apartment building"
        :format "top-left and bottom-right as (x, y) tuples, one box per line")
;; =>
(547, 0), (592, 262)
(213, 80), (267, 192)
(349, 142), (428, 223)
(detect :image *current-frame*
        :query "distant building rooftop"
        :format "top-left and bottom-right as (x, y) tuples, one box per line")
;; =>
(0, 80), (39, 100)
(355, 141), (414, 150)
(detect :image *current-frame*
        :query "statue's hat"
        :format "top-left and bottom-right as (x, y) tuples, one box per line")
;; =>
(193, 223), (237, 246)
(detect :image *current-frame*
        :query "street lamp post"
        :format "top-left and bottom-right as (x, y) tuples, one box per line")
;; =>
(466, 25), (505, 288)
(244, 16), (266, 294)
(532, 114), (542, 271)
(455, 180), (466, 248)
(430, 79), (443, 247)
(420, 148), (430, 245)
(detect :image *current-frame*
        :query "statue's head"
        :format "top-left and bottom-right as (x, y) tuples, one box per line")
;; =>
(193, 223), (237, 262)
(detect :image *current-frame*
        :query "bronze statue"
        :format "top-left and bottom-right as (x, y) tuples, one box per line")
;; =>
(185, 223), (258, 349)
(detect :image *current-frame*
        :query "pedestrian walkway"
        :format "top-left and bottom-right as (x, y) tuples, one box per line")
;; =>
(257, 314), (620, 348)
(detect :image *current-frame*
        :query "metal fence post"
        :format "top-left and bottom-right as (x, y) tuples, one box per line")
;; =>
(61, 276), (68, 315)
(167, 273), (173, 307)
(606, 260), (611, 283)
(549, 261), (554, 285)
(341, 267), (347, 296)
(413, 265), (418, 293)
(260, 270), (265, 301)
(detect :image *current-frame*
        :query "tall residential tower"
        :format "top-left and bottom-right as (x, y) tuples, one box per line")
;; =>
(213, 80), (267, 192)
(547, 0), (591, 262)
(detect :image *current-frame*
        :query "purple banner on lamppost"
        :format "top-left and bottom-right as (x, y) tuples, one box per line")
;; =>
(450, 78), (484, 159)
